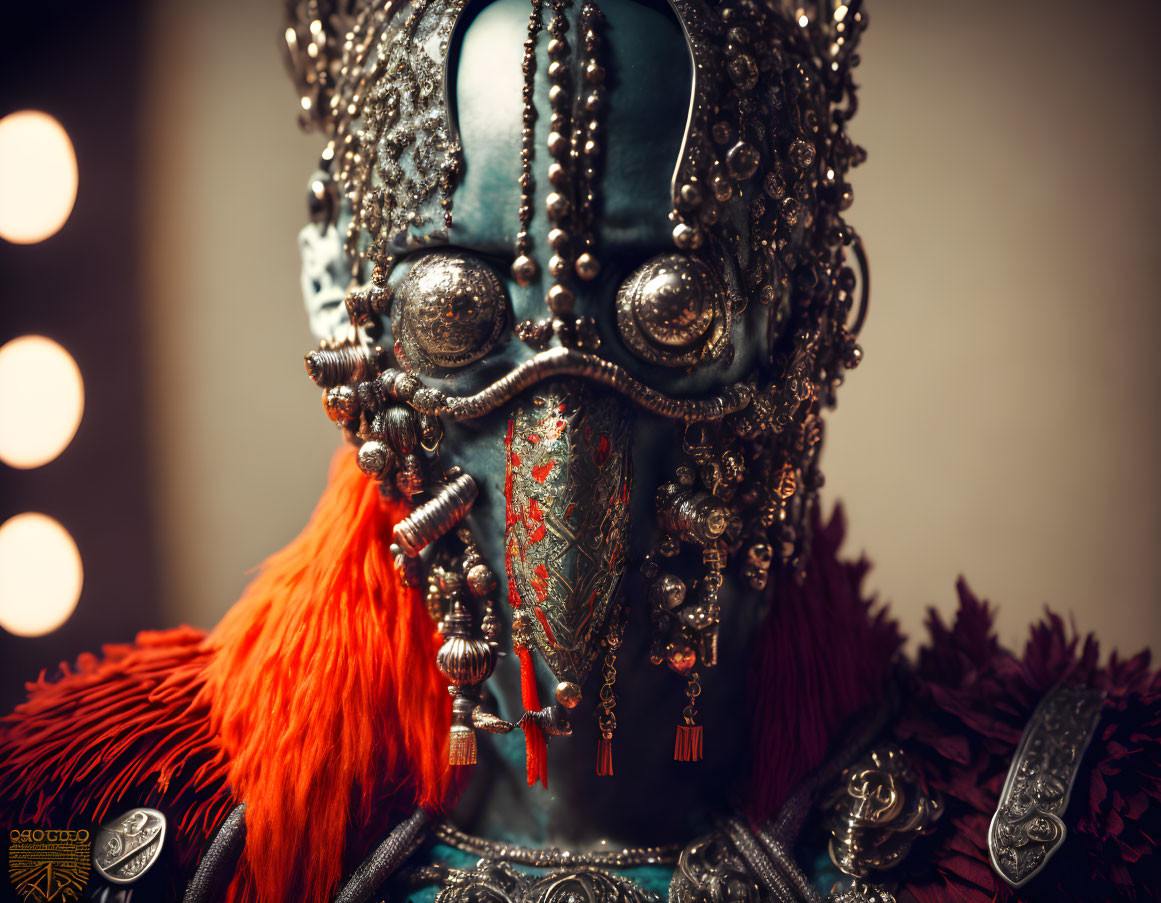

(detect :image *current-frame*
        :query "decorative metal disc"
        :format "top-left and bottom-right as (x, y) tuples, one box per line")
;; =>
(392, 251), (509, 372)
(614, 254), (730, 368)
(92, 807), (166, 885)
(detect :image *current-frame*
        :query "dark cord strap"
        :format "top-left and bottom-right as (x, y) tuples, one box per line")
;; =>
(333, 808), (430, 903)
(182, 802), (247, 903)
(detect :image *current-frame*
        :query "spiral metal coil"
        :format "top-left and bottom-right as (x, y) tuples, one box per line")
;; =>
(305, 344), (383, 388)
(393, 473), (478, 557)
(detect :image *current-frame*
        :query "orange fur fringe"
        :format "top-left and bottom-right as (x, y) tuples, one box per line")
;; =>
(199, 447), (454, 903)
(0, 449), (456, 903)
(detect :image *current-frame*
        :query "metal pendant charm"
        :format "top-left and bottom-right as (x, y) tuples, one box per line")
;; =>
(92, 807), (166, 885)
(669, 832), (760, 903)
(436, 592), (498, 766)
(988, 684), (1105, 888)
(824, 746), (943, 878)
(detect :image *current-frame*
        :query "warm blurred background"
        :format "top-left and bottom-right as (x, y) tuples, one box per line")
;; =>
(1, 0), (1159, 712)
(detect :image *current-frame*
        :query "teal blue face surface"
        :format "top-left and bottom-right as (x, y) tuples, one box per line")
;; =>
(311, 0), (775, 751)
(375, 0), (771, 400)
(385, 0), (770, 698)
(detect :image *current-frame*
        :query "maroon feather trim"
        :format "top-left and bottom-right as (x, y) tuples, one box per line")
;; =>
(746, 504), (904, 818)
(897, 580), (1161, 902)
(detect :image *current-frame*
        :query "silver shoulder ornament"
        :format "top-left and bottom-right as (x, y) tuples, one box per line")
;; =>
(988, 683), (1106, 889)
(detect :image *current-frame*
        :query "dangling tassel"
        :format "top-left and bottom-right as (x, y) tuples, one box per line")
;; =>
(674, 722), (704, 762)
(516, 643), (548, 787)
(596, 733), (615, 776)
(595, 610), (624, 776)
(674, 672), (704, 763)
(436, 596), (496, 768)
(449, 723), (478, 766)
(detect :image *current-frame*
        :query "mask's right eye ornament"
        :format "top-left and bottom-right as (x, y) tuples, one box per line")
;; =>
(614, 252), (733, 369)
(392, 250), (510, 374)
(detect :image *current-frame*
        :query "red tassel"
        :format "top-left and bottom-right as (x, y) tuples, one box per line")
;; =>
(516, 645), (548, 787)
(675, 723), (704, 762)
(596, 734), (614, 776)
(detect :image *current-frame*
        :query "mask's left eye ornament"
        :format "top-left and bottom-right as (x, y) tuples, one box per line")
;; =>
(391, 250), (510, 374)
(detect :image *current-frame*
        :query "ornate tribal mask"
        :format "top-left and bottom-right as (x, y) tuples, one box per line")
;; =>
(288, 0), (868, 773)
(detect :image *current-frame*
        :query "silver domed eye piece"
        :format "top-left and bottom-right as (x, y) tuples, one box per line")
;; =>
(392, 251), (509, 373)
(614, 253), (732, 368)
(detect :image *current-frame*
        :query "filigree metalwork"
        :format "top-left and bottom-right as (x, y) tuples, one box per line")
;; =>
(425, 819), (821, 903)
(430, 860), (660, 903)
(824, 746), (943, 879)
(988, 684), (1106, 889)
(669, 832), (760, 903)
(431, 821), (680, 869)
(331, 0), (468, 270)
(504, 383), (632, 686)
(92, 807), (166, 885)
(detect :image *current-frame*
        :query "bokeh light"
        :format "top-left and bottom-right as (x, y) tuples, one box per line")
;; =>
(0, 336), (84, 469)
(0, 111), (78, 244)
(0, 513), (83, 637)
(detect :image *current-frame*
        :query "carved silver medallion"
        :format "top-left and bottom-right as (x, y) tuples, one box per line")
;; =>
(988, 684), (1105, 888)
(92, 807), (166, 885)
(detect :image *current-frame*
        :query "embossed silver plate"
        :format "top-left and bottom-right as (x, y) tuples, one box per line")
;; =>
(93, 807), (166, 885)
(988, 684), (1105, 888)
